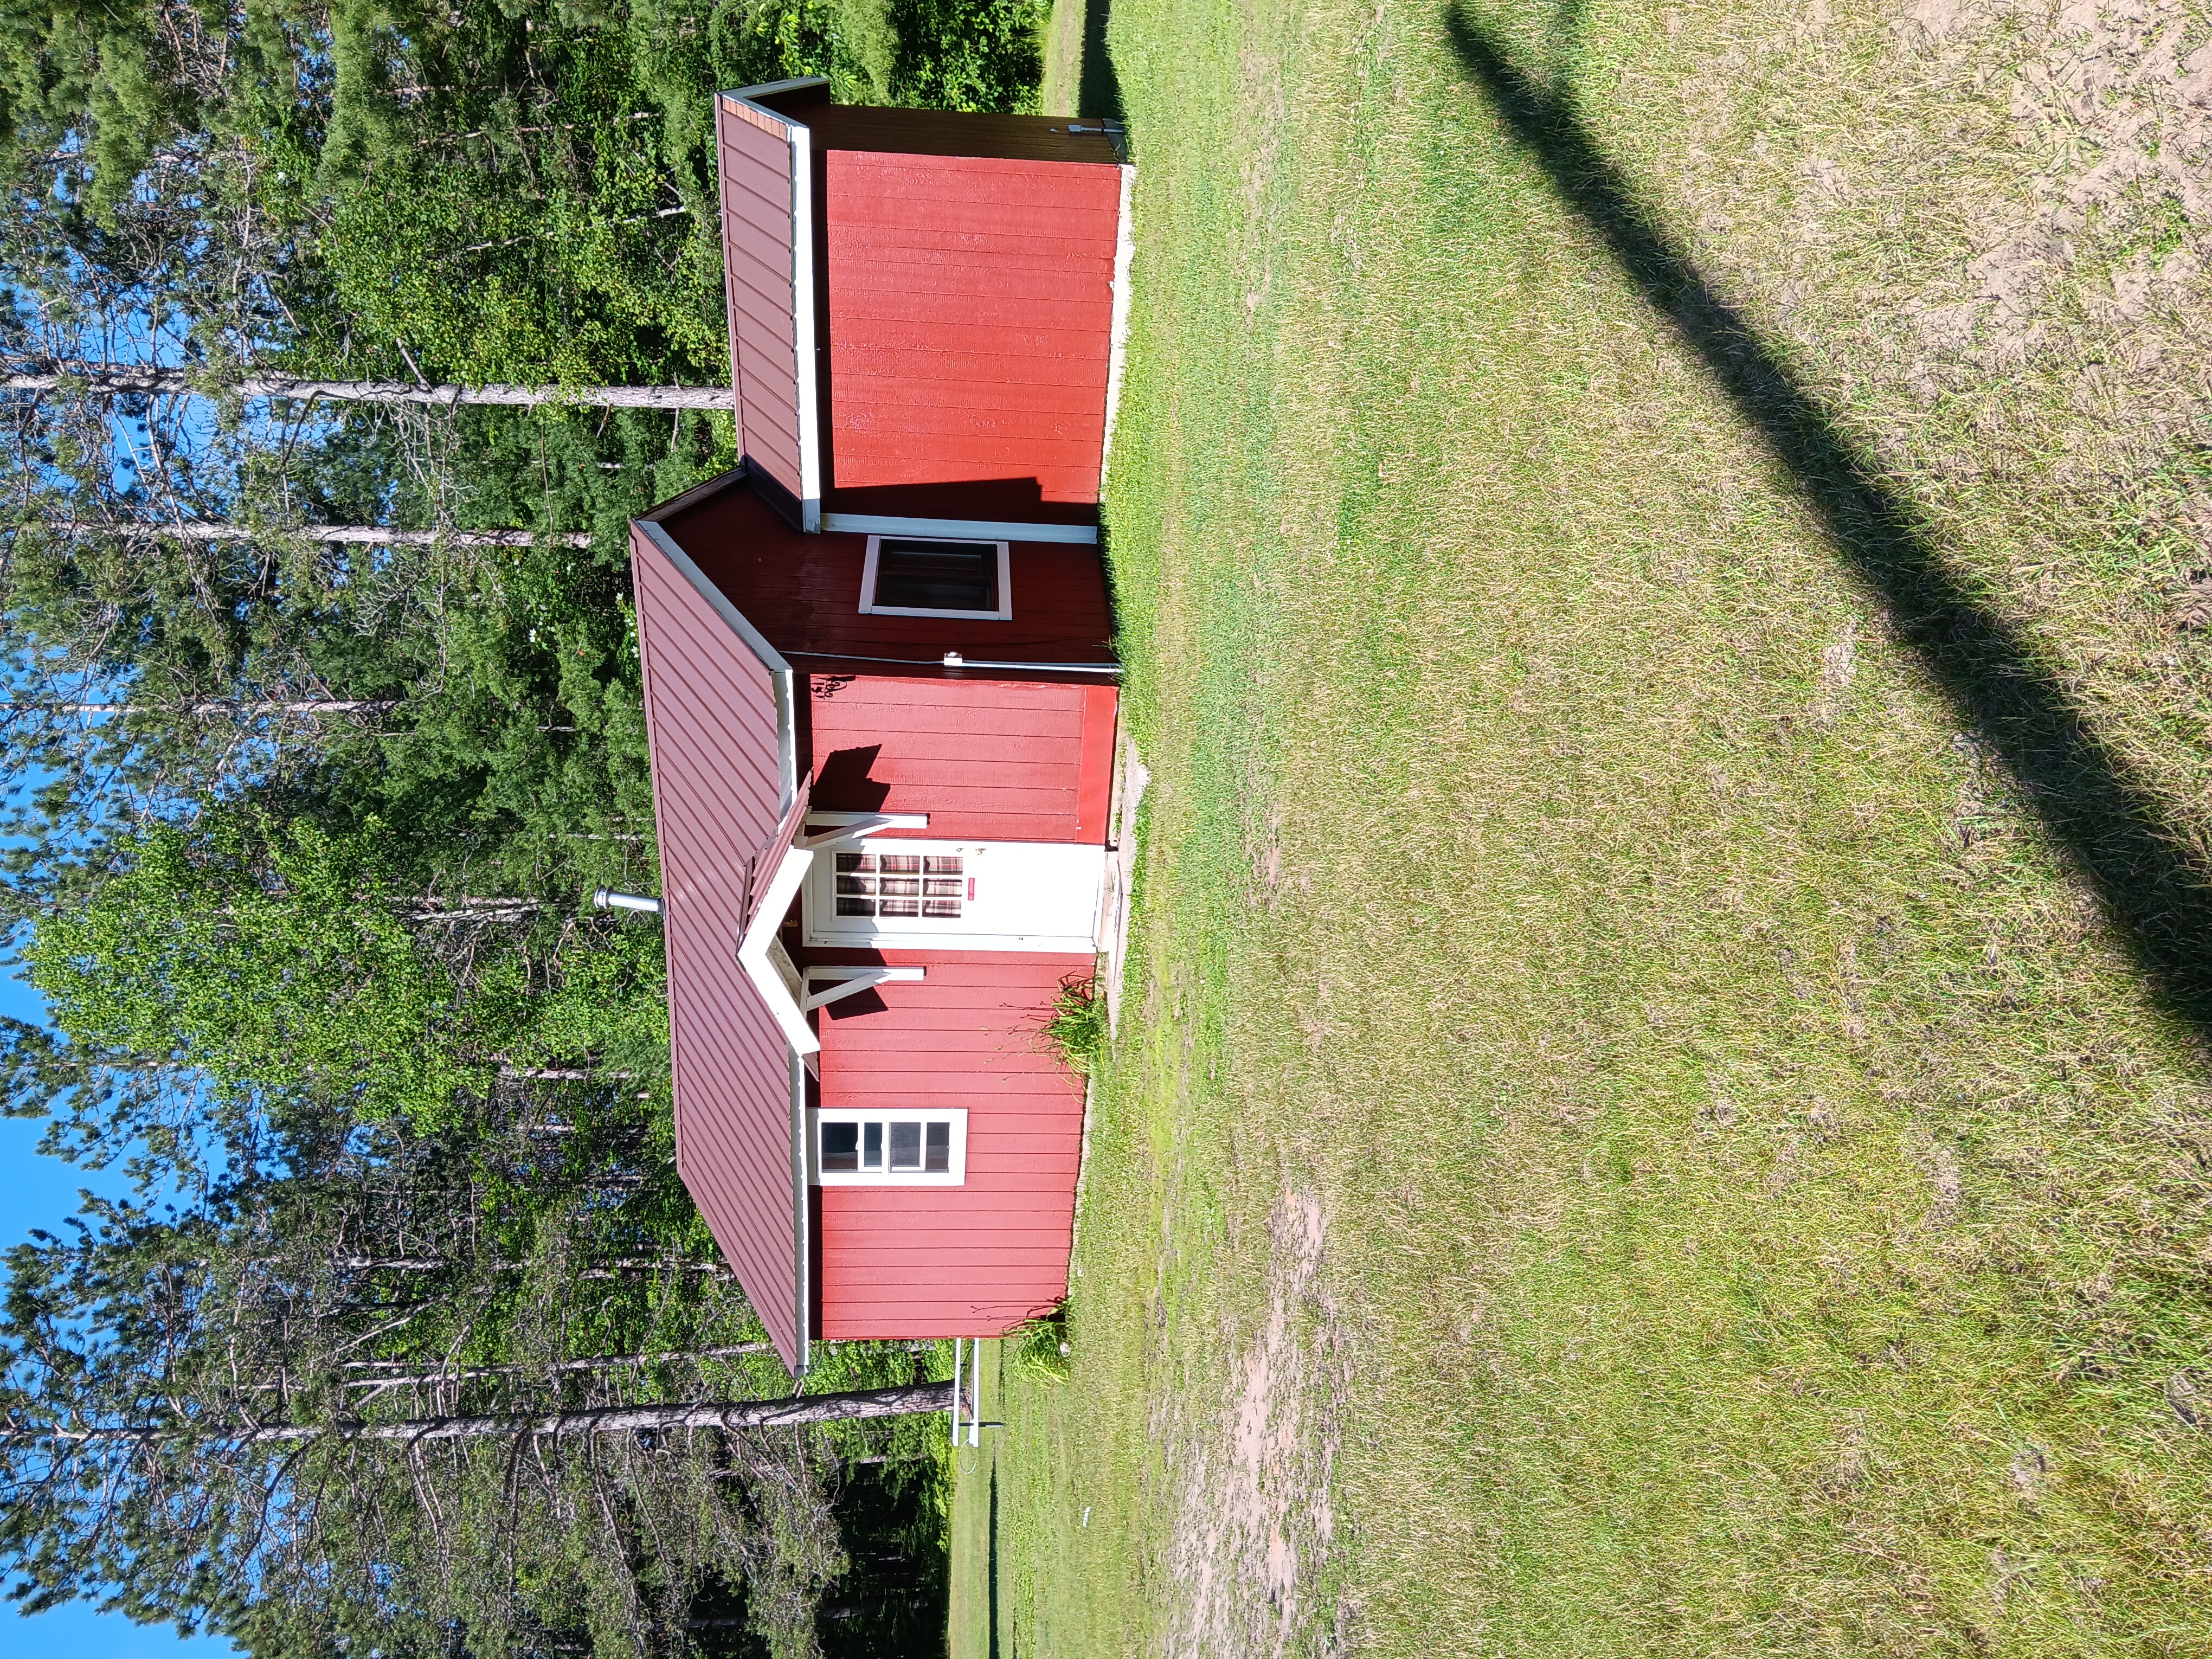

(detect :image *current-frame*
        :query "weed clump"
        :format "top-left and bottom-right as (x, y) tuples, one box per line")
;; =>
(1011, 1305), (1072, 1383)
(1041, 974), (1108, 1077)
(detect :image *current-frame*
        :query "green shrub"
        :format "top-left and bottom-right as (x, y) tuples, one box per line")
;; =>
(889, 0), (1046, 113)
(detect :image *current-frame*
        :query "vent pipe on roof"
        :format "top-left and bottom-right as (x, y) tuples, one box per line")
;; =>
(592, 888), (663, 916)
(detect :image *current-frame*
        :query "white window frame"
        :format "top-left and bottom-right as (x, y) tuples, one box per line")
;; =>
(809, 1107), (968, 1186)
(858, 535), (1012, 621)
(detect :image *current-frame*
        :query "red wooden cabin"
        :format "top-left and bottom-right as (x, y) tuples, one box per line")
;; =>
(627, 79), (1134, 1372)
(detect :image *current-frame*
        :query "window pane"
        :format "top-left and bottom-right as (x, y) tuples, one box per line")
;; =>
(879, 877), (920, 897)
(835, 874), (876, 895)
(888, 1122), (922, 1170)
(922, 898), (961, 918)
(878, 854), (920, 874)
(925, 1122), (950, 1172)
(835, 853), (877, 873)
(821, 1123), (859, 1172)
(923, 856), (963, 874)
(863, 1122), (883, 1170)
(879, 897), (921, 917)
(875, 539), (998, 612)
(835, 896), (877, 916)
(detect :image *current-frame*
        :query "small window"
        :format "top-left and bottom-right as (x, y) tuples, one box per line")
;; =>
(811, 1108), (967, 1185)
(859, 536), (1012, 621)
(833, 850), (967, 921)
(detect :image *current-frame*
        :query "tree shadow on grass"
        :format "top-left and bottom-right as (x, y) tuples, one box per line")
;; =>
(1078, 0), (1124, 121)
(1443, 5), (2212, 1042)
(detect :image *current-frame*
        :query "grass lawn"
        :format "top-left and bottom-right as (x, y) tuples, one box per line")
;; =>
(962, 0), (2212, 1652)
(946, 1341), (998, 1659)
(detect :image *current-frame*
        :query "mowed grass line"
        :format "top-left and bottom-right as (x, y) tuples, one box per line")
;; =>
(988, 0), (2212, 1655)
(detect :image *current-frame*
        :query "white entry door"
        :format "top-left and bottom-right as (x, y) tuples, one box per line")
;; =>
(800, 838), (1105, 953)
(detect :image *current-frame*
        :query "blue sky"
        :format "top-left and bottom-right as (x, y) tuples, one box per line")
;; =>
(0, 969), (241, 1659)
(1, 279), (249, 1659)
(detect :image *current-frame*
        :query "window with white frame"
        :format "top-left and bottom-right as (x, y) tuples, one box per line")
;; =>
(833, 848), (968, 919)
(811, 1108), (968, 1186)
(859, 536), (1012, 620)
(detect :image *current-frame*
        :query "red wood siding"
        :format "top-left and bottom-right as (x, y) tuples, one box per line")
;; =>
(718, 94), (807, 509)
(630, 522), (806, 1369)
(815, 956), (1091, 1337)
(808, 675), (1117, 843)
(658, 477), (1118, 671)
(824, 151), (1122, 505)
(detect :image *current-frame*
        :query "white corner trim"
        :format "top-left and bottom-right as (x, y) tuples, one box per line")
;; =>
(788, 122), (822, 532)
(738, 844), (819, 1054)
(805, 811), (930, 828)
(726, 75), (829, 100)
(1101, 162), (1137, 470)
(787, 1045), (811, 1375)
(821, 512), (1098, 546)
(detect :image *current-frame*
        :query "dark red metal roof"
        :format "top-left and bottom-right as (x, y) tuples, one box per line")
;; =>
(717, 81), (822, 529)
(629, 510), (811, 1371)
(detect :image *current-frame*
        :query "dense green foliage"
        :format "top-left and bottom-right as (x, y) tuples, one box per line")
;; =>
(0, 1), (1047, 1654)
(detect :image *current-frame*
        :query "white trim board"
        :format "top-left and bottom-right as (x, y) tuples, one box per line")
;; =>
(801, 966), (924, 1012)
(822, 513), (1097, 546)
(1102, 162), (1137, 470)
(737, 844), (819, 1055)
(787, 118), (822, 531)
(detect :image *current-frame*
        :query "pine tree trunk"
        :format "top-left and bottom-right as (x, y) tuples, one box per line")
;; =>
(17, 1381), (955, 1446)
(325, 1256), (724, 1277)
(0, 700), (397, 716)
(5, 367), (732, 410)
(22, 520), (594, 546)
(343, 1344), (774, 1388)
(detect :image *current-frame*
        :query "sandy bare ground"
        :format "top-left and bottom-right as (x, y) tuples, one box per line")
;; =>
(1155, 1192), (1351, 1659)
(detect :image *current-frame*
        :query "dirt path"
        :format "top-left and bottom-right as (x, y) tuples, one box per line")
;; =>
(1158, 1192), (1349, 1659)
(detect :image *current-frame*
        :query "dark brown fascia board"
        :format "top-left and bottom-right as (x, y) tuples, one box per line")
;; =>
(808, 105), (1122, 165)
(738, 75), (832, 119)
(638, 462), (749, 526)
(724, 79), (1118, 166)
(638, 459), (806, 538)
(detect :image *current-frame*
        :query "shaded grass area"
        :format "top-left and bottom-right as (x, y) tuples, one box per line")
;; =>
(1040, 0), (1125, 117)
(987, 0), (2212, 1654)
